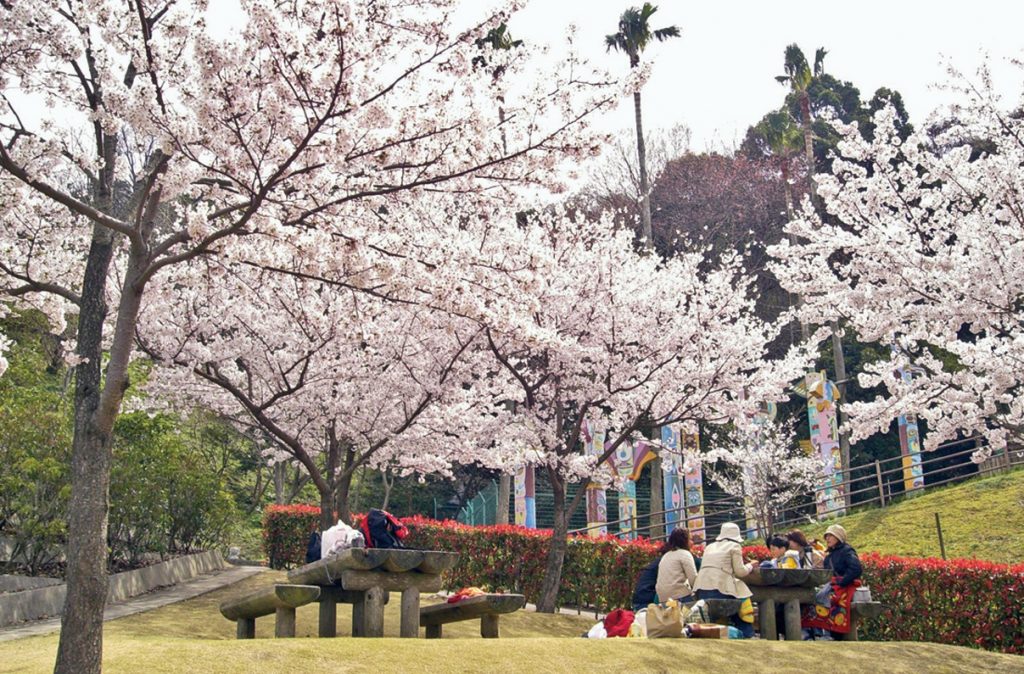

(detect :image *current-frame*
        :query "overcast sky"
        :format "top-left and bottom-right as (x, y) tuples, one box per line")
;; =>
(502, 0), (1024, 150)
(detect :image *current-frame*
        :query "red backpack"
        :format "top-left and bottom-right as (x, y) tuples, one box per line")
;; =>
(360, 508), (409, 549)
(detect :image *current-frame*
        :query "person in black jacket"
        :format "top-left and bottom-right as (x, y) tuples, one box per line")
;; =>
(822, 524), (862, 587)
(631, 555), (663, 611)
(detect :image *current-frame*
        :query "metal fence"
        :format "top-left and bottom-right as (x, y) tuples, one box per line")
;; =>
(457, 442), (1023, 541)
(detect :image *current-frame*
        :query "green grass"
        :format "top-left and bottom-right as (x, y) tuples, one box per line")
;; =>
(799, 467), (1024, 563)
(3, 571), (1023, 673)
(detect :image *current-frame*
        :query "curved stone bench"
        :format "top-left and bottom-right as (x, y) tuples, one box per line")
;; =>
(420, 594), (526, 639)
(220, 583), (320, 638)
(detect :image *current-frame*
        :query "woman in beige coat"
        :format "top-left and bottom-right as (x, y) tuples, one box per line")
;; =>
(693, 522), (755, 637)
(655, 528), (697, 604)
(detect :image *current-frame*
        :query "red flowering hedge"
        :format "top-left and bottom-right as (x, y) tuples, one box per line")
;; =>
(263, 504), (320, 569)
(263, 508), (1024, 654)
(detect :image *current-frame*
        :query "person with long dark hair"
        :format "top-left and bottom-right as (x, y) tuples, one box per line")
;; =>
(655, 527), (698, 605)
(786, 529), (824, 568)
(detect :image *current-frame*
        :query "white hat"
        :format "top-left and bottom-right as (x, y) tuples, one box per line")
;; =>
(716, 522), (743, 543)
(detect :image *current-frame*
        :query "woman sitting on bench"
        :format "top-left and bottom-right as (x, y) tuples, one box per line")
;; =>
(692, 522), (755, 638)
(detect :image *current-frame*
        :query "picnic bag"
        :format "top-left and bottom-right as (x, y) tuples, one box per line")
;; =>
(360, 508), (409, 549)
(646, 599), (686, 638)
(321, 520), (366, 558)
(603, 609), (635, 638)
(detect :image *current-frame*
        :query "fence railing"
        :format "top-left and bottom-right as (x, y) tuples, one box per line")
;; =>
(453, 442), (1021, 539)
(562, 442), (1021, 541)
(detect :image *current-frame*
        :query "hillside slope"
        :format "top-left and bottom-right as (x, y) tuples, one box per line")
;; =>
(802, 468), (1024, 564)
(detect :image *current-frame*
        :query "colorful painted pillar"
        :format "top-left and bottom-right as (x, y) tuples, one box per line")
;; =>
(584, 421), (608, 537)
(514, 464), (536, 528)
(804, 371), (846, 518)
(893, 349), (926, 493)
(680, 425), (705, 546)
(615, 440), (638, 540)
(660, 425), (685, 538)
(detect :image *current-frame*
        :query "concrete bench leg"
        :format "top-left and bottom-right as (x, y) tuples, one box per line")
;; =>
(480, 614), (499, 638)
(363, 587), (386, 638)
(840, 614), (860, 641)
(400, 587), (420, 638)
(275, 607), (296, 638)
(425, 624), (442, 639)
(759, 599), (777, 640)
(237, 618), (256, 639)
(783, 600), (802, 641)
(319, 592), (337, 638)
(352, 595), (365, 637)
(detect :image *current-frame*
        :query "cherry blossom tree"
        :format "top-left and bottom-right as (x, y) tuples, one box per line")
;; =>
(0, 2), (616, 669)
(703, 417), (819, 536)
(465, 208), (811, 612)
(770, 64), (1024, 461)
(137, 257), (503, 531)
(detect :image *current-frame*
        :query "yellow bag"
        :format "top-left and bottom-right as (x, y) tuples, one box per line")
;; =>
(646, 598), (689, 638)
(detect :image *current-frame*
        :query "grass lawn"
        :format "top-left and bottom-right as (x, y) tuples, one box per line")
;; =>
(799, 468), (1024, 563)
(3, 572), (1023, 673)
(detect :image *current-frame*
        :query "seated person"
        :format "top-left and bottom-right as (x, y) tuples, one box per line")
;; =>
(631, 553), (663, 612)
(759, 535), (797, 568)
(786, 529), (824, 568)
(801, 524), (864, 639)
(655, 528), (697, 605)
(692, 522), (755, 638)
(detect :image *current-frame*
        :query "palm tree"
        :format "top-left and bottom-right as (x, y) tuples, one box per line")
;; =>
(776, 44), (826, 197)
(474, 23), (523, 159)
(777, 45), (851, 508)
(753, 108), (803, 220)
(605, 4), (680, 250)
(475, 24), (522, 525)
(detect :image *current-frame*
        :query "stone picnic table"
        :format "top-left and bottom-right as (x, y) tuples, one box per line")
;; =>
(745, 567), (883, 641)
(221, 548), (460, 638)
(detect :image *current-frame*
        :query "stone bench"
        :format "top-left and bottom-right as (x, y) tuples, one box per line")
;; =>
(420, 593), (526, 639)
(838, 601), (884, 641)
(219, 583), (320, 638)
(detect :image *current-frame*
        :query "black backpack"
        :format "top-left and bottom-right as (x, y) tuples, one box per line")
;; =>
(359, 508), (409, 549)
(305, 530), (322, 563)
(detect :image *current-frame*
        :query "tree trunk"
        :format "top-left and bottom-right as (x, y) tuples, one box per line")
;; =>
(831, 325), (852, 509)
(633, 90), (652, 250)
(318, 487), (334, 532)
(649, 457), (664, 538)
(334, 470), (354, 525)
(535, 468), (568, 613)
(799, 92), (818, 204)
(274, 462), (287, 505)
(781, 160), (809, 343)
(53, 228), (130, 674)
(380, 470), (394, 511)
(497, 474), (511, 525)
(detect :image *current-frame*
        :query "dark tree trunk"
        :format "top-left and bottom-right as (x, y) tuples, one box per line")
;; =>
(318, 488), (334, 532)
(535, 468), (568, 613)
(649, 457), (664, 537)
(497, 474), (511, 525)
(633, 89), (652, 249)
(334, 470), (354, 525)
(53, 226), (117, 674)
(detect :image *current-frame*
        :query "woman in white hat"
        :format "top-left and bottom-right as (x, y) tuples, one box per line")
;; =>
(692, 522), (755, 637)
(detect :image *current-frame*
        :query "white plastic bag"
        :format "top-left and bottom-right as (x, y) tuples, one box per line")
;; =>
(587, 621), (607, 639)
(321, 521), (366, 558)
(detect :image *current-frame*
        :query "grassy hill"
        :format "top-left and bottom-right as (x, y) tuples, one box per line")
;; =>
(799, 467), (1024, 564)
(2, 572), (1022, 673)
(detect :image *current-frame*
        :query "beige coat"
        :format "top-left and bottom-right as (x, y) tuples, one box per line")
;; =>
(655, 549), (698, 601)
(692, 539), (752, 599)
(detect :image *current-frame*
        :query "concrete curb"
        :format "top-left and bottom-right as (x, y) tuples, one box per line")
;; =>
(0, 550), (225, 627)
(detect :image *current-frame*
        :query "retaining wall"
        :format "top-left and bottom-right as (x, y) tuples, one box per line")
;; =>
(0, 550), (225, 627)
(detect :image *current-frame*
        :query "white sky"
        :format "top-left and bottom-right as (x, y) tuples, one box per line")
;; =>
(504, 0), (1024, 150)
